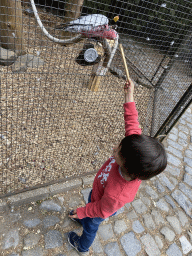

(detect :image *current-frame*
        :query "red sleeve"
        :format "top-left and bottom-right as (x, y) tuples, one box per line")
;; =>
(76, 195), (124, 219)
(124, 102), (142, 136)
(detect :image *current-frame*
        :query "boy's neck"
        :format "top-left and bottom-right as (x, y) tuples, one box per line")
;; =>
(119, 166), (132, 181)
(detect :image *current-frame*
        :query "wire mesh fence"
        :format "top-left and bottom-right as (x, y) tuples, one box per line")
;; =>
(0, 0), (192, 196)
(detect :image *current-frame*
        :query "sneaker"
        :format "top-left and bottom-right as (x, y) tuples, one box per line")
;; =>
(68, 231), (89, 255)
(69, 210), (82, 225)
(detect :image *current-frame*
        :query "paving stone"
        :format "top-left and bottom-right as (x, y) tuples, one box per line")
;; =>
(172, 190), (192, 218)
(23, 218), (41, 228)
(40, 200), (62, 212)
(143, 214), (156, 230)
(43, 215), (60, 228)
(166, 216), (182, 234)
(168, 133), (177, 141)
(185, 165), (192, 175)
(154, 235), (163, 249)
(22, 246), (44, 256)
(176, 210), (189, 227)
(140, 233), (160, 256)
(116, 206), (124, 216)
(184, 173), (192, 187)
(141, 196), (151, 206)
(104, 242), (122, 256)
(184, 157), (192, 168)
(185, 149), (192, 158)
(166, 243), (182, 256)
(158, 173), (175, 190)
(164, 164), (180, 177)
(178, 131), (188, 140)
(114, 220), (127, 234)
(167, 153), (181, 167)
(81, 188), (92, 204)
(23, 233), (41, 248)
(62, 217), (72, 228)
(44, 230), (63, 249)
(132, 199), (147, 214)
(164, 195), (177, 208)
(169, 176), (178, 187)
(151, 210), (165, 225)
(68, 195), (82, 208)
(188, 231), (192, 242)
(179, 182), (192, 201)
(120, 232), (141, 256)
(160, 227), (175, 242)
(170, 127), (178, 135)
(125, 203), (131, 210)
(153, 180), (165, 193)
(132, 220), (145, 233)
(56, 254), (66, 256)
(8, 254), (19, 256)
(126, 210), (138, 220)
(3, 229), (20, 249)
(178, 138), (188, 146)
(178, 124), (189, 134)
(91, 234), (103, 254)
(98, 224), (114, 241)
(179, 235), (192, 254)
(145, 185), (159, 199)
(156, 199), (169, 212)
(0, 47), (16, 65)
(166, 146), (183, 158)
(167, 139), (184, 151)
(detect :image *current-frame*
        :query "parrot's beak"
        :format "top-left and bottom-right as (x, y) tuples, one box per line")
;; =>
(113, 16), (119, 23)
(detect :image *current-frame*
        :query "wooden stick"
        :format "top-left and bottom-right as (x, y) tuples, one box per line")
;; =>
(119, 44), (130, 80)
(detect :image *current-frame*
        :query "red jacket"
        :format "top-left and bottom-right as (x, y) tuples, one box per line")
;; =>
(76, 102), (142, 219)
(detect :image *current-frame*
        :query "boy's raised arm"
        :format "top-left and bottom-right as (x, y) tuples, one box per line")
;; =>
(124, 79), (142, 136)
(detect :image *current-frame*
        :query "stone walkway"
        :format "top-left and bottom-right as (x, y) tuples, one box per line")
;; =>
(0, 104), (192, 256)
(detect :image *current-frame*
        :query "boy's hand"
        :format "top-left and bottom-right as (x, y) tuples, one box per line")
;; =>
(124, 79), (134, 103)
(69, 209), (79, 219)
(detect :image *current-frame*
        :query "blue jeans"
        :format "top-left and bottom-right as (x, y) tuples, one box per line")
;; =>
(77, 190), (116, 252)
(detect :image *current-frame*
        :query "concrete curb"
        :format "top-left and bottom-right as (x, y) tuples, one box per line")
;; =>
(0, 174), (95, 212)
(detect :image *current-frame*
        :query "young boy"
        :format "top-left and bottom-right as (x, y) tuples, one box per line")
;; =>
(68, 79), (167, 255)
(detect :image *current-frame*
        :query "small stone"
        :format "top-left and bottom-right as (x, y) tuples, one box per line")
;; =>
(104, 242), (122, 256)
(160, 227), (175, 242)
(120, 232), (141, 256)
(132, 199), (147, 214)
(132, 220), (145, 233)
(166, 243), (182, 256)
(40, 200), (62, 212)
(23, 218), (41, 228)
(166, 216), (182, 234)
(143, 214), (156, 230)
(98, 224), (114, 241)
(179, 235), (192, 254)
(44, 230), (63, 249)
(24, 233), (40, 248)
(43, 215), (60, 228)
(3, 229), (19, 249)
(22, 246), (44, 256)
(156, 199), (169, 212)
(140, 233), (161, 256)
(114, 220), (127, 234)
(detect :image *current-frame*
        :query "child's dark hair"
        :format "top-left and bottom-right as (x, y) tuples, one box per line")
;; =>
(119, 134), (167, 180)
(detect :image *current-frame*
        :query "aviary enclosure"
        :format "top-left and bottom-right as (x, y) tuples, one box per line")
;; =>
(0, 0), (192, 196)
